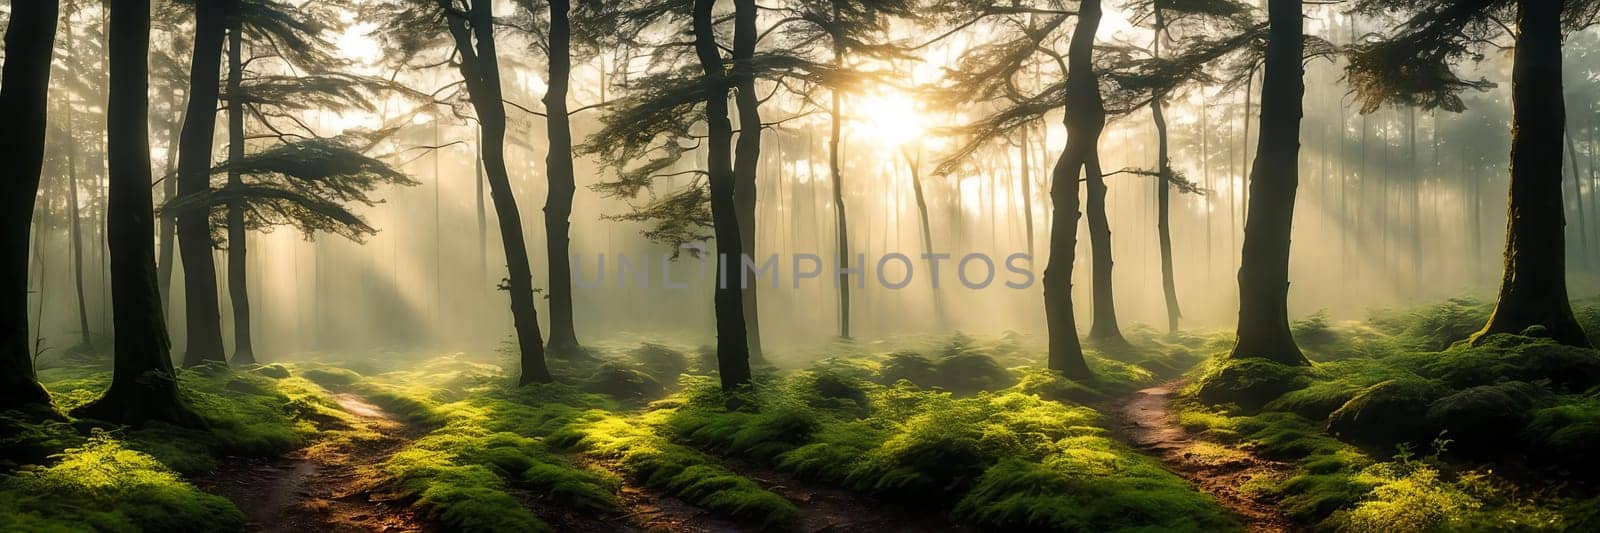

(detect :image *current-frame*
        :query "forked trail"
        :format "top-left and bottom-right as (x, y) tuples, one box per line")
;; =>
(1113, 383), (1295, 533)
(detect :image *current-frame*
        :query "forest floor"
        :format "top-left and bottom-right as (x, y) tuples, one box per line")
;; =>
(198, 391), (428, 532)
(1111, 382), (1295, 533)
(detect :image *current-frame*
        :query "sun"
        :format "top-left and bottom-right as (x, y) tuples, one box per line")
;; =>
(849, 91), (929, 148)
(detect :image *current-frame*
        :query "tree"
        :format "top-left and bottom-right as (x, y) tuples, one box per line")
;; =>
(1115, 0), (1252, 334)
(1347, 0), (1597, 347)
(381, 0), (552, 384)
(74, 0), (198, 426)
(174, 0), (232, 367)
(1227, 0), (1309, 365)
(0, 0), (61, 411)
(929, 2), (1091, 377)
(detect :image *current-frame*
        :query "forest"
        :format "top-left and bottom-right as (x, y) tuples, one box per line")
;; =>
(6, 0), (1600, 531)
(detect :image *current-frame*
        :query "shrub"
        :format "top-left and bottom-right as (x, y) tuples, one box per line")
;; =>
(580, 363), (667, 403)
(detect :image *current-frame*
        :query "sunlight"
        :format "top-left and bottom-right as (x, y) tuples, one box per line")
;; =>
(849, 91), (928, 149)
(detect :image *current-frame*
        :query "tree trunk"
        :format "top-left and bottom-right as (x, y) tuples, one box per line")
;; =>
(732, 0), (766, 364)
(1566, 125), (1590, 268)
(904, 149), (947, 329)
(693, 0), (753, 390)
(543, 0), (583, 358)
(75, 0), (197, 426)
(0, 0), (59, 411)
(829, 7), (852, 340)
(1084, 136), (1124, 344)
(225, 10), (254, 365)
(175, 0), (231, 367)
(1020, 125), (1035, 261)
(440, 0), (552, 383)
(1228, 0), (1309, 366)
(1472, 0), (1588, 347)
(1153, 95), (1180, 334)
(67, 103), (93, 350)
(1045, 1), (1101, 379)
(158, 92), (184, 318)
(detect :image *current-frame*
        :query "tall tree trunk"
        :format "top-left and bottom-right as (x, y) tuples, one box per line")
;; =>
(692, 0), (753, 389)
(1045, 3), (1100, 379)
(225, 10), (254, 365)
(440, 0), (552, 383)
(1153, 94), (1180, 334)
(158, 92), (184, 318)
(1084, 133), (1124, 344)
(1150, 12), (1179, 334)
(175, 0), (230, 367)
(67, 103), (93, 350)
(75, 0), (196, 426)
(543, 0), (583, 357)
(732, 0), (766, 364)
(903, 149), (947, 329)
(1472, 0), (1588, 347)
(1228, 0), (1309, 366)
(1020, 125), (1036, 261)
(0, 0), (59, 411)
(829, 6), (852, 340)
(1566, 125), (1590, 268)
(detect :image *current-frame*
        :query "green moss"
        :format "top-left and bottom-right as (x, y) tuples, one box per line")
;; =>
(1425, 335), (1600, 392)
(301, 367), (362, 386)
(1424, 381), (1548, 456)
(580, 363), (667, 403)
(1195, 358), (1315, 412)
(0, 433), (244, 532)
(1525, 397), (1600, 473)
(627, 343), (691, 384)
(1327, 378), (1449, 449)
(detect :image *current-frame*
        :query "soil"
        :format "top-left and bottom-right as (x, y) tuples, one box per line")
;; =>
(1112, 383), (1296, 533)
(198, 393), (428, 532)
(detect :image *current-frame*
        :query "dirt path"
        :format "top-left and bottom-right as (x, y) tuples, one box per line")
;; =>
(526, 454), (747, 533)
(725, 460), (970, 533)
(1113, 383), (1295, 533)
(199, 393), (427, 532)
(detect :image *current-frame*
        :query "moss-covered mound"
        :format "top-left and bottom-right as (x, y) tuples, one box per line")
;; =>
(581, 363), (667, 402)
(1327, 378), (1449, 448)
(1195, 358), (1315, 412)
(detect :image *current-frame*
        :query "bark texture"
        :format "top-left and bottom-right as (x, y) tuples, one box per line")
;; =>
(1228, 0), (1310, 365)
(543, 0), (583, 358)
(1044, 1), (1100, 379)
(1472, 0), (1589, 347)
(176, 0), (232, 367)
(694, 0), (753, 390)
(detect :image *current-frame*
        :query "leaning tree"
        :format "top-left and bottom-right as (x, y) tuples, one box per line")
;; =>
(1347, 0), (1600, 347)
(379, 0), (553, 384)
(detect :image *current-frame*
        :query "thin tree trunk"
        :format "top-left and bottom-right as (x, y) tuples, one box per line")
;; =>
(903, 149), (947, 328)
(543, 0), (583, 357)
(1020, 125), (1035, 261)
(175, 0), (231, 367)
(75, 0), (196, 425)
(1228, 0), (1309, 366)
(1566, 125), (1590, 268)
(67, 103), (92, 350)
(1084, 132), (1124, 344)
(692, 0), (752, 389)
(0, 0), (59, 411)
(1150, 12), (1179, 334)
(732, 0), (765, 363)
(829, 4), (852, 340)
(158, 91), (184, 318)
(225, 10), (254, 365)
(440, 0), (551, 382)
(1473, 0), (1588, 346)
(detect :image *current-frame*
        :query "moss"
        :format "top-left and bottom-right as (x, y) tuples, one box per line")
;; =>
(0, 433), (244, 532)
(952, 458), (1236, 531)
(1425, 335), (1600, 392)
(1424, 381), (1548, 456)
(248, 364), (291, 379)
(1368, 297), (1490, 351)
(580, 363), (667, 403)
(1195, 357), (1315, 412)
(627, 343), (691, 384)
(1524, 397), (1600, 474)
(1327, 378), (1449, 449)
(301, 367), (362, 387)
(1013, 368), (1107, 404)
(1264, 379), (1362, 421)
(876, 351), (938, 387)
